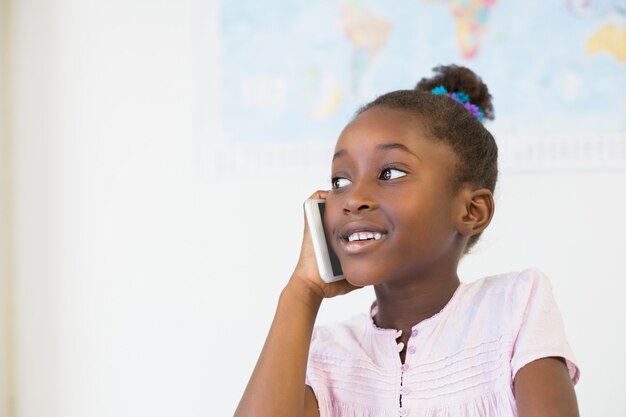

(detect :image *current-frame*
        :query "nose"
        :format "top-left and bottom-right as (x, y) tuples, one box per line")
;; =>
(343, 182), (378, 214)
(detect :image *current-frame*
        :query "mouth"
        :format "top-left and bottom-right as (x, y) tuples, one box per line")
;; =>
(346, 231), (384, 242)
(338, 224), (388, 254)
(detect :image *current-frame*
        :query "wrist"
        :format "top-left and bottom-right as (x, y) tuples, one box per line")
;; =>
(282, 278), (324, 312)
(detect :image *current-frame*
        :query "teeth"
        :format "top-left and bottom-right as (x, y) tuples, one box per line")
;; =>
(347, 232), (384, 242)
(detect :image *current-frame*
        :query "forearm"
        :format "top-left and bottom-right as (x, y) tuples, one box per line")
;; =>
(234, 279), (322, 417)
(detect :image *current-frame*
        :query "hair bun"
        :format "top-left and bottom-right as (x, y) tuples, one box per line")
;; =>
(415, 65), (494, 121)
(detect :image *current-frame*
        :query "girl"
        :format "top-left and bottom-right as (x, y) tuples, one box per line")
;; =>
(234, 65), (580, 417)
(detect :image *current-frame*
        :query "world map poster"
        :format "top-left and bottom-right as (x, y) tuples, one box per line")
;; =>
(199, 0), (626, 175)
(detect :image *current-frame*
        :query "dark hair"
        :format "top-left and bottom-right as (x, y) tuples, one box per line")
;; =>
(357, 65), (498, 253)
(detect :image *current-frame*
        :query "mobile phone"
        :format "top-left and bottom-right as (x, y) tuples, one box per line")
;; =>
(303, 198), (344, 283)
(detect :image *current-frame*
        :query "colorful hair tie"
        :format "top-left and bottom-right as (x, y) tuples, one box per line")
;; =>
(431, 86), (483, 122)
(431, 86), (448, 95)
(452, 92), (470, 104)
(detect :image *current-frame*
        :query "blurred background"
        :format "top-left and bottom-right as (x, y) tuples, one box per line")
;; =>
(1, 0), (625, 416)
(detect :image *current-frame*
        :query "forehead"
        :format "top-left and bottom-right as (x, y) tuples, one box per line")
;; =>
(336, 107), (424, 148)
(334, 107), (455, 166)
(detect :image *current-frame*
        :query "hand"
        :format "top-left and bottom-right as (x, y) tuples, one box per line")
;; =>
(288, 190), (362, 301)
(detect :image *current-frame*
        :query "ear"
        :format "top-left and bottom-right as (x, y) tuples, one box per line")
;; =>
(455, 188), (495, 237)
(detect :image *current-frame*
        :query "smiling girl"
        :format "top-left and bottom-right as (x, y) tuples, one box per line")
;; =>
(234, 65), (580, 417)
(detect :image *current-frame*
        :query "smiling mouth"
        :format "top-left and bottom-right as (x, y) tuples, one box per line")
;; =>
(346, 231), (384, 242)
(340, 231), (388, 254)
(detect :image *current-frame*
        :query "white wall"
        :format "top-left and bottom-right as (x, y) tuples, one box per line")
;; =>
(1, 0), (12, 413)
(5, 1), (625, 416)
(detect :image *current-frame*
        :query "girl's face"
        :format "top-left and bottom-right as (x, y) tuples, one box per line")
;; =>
(325, 107), (466, 287)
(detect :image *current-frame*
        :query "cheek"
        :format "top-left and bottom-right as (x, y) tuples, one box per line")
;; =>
(391, 202), (452, 246)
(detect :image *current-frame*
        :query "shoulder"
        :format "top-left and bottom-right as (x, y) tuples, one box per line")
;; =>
(454, 267), (555, 332)
(462, 267), (552, 303)
(309, 313), (372, 359)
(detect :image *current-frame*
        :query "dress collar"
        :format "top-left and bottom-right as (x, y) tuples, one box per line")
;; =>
(367, 282), (466, 334)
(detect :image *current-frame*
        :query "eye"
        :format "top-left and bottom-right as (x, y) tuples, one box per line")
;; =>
(331, 177), (352, 189)
(380, 168), (407, 181)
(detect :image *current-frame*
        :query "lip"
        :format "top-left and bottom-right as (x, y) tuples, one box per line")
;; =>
(340, 237), (386, 254)
(338, 222), (388, 240)
(337, 222), (388, 255)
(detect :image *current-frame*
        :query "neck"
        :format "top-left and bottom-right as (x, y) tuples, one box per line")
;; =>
(372, 267), (460, 333)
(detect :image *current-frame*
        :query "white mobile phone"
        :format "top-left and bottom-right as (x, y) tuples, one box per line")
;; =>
(304, 198), (344, 283)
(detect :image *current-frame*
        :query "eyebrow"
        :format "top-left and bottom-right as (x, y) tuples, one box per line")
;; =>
(332, 143), (421, 161)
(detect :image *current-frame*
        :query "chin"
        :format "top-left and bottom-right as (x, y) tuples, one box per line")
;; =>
(342, 266), (388, 287)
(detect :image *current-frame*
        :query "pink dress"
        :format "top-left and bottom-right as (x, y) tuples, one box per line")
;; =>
(306, 268), (579, 417)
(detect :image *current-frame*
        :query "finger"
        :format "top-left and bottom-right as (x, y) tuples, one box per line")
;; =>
(302, 190), (329, 235)
(307, 190), (330, 200)
(317, 190), (329, 200)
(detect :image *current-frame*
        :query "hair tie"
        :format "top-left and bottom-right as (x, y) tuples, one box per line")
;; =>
(431, 86), (484, 122)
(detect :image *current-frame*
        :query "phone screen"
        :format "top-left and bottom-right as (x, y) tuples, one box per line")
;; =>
(318, 202), (343, 277)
